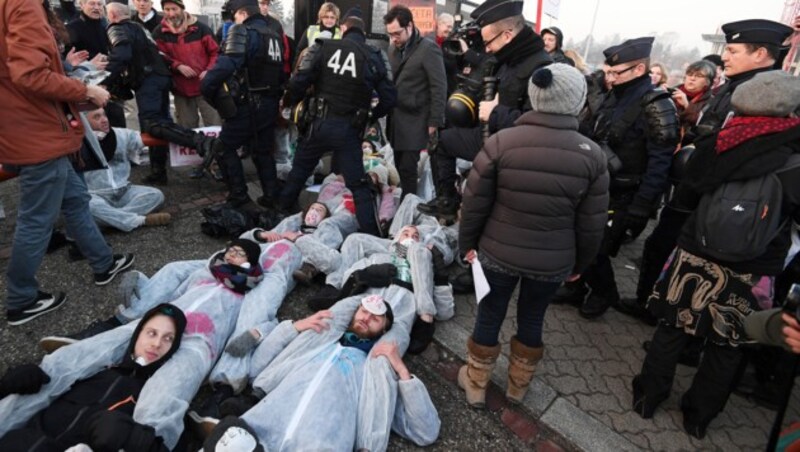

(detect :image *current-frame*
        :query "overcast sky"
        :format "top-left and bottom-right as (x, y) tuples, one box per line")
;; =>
(521, 0), (786, 53)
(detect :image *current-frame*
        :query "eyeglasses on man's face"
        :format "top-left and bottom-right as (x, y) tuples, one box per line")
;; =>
(606, 64), (639, 78)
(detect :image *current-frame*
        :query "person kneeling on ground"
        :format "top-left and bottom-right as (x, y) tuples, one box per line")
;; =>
(0, 304), (186, 451)
(84, 107), (171, 231)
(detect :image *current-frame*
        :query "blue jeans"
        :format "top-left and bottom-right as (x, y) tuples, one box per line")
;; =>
(281, 118), (378, 235)
(6, 157), (112, 311)
(472, 267), (561, 348)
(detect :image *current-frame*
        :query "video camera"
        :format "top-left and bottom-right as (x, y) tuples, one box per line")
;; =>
(442, 15), (483, 57)
(445, 56), (497, 129)
(784, 283), (800, 321)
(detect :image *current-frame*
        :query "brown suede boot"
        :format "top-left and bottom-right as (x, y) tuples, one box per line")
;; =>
(457, 337), (501, 408)
(506, 336), (544, 404)
(144, 212), (171, 226)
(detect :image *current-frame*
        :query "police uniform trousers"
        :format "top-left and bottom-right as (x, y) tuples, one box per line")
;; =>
(280, 118), (380, 236)
(135, 74), (173, 172)
(435, 126), (482, 194)
(217, 94), (280, 204)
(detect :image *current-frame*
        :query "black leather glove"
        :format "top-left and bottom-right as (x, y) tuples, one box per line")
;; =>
(430, 247), (449, 286)
(0, 364), (50, 398)
(85, 410), (167, 452)
(624, 200), (652, 238)
(354, 263), (398, 288)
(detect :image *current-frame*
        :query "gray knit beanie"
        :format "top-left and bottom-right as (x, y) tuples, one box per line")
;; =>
(732, 71), (800, 117)
(528, 63), (587, 117)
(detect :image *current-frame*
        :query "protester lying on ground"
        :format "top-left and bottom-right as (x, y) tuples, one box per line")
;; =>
(83, 107), (171, 231)
(0, 303), (185, 451)
(200, 294), (440, 451)
(29, 240), (293, 449)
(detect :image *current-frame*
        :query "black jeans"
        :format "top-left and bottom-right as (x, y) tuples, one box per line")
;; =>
(218, 95), (279, 202)
(472, 267), (561, 348)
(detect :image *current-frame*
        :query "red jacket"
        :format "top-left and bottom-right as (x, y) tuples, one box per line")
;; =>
(0, 0), (88, 165)
(153, 14), (219, 98)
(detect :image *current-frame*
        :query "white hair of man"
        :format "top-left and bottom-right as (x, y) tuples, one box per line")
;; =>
(437, 13), (454, 26)
(106, 2), (131, 20)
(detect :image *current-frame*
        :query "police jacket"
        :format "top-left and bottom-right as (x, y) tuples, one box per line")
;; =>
(103, 20), (170, 91)
(488, 26), (552, 134)
(201, 14), (285, 102)
(685, 67), (775, 144)
(592, 74), (679, 209)
(286, 28), (397, 120)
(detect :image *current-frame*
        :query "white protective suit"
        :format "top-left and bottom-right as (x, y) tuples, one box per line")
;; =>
(0, 242), (302, 449)
(84, 128), (164, 231)
(325, 194), (457, 321)
(242, 289), (440, 451)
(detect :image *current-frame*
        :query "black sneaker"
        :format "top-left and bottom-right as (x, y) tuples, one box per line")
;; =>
(416, 197), (439, 216)
(293, 262), (319, 286)
(94, 254), (135, 286)
(39, 315), (122, 353)
(407, 317), (436, 355)
(219, 392), (260, 418)
(7, 291), (67, 326)
(188, 385), (233, 438)
(613, 298), (658, 326)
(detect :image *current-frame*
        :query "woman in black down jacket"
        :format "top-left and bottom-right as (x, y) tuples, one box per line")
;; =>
(457, 63), (610, 408)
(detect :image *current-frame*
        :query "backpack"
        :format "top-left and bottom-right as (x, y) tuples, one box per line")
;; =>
(694, 154), (800, 262)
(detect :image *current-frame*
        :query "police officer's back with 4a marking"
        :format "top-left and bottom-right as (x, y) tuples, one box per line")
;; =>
(278, 16), (397, 236)
(201, 0), (285, 209)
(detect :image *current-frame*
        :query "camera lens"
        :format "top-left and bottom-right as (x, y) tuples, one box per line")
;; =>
(785, 283), (800, 321)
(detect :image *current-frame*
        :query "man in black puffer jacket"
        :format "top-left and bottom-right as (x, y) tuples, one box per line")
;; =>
(0, 304), (186, 451)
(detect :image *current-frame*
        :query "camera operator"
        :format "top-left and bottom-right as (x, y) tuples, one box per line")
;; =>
(418, 0), (551, 220)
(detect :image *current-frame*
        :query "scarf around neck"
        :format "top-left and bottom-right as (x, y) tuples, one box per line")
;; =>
(716, 117), (800, 154)
(494, 26), (541, 65)
(209, 254), (264, 294)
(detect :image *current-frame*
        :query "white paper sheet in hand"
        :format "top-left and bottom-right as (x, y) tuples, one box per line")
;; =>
(472, 256), (490, 304)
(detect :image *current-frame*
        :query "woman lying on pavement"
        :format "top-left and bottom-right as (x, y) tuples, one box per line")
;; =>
(0, 304), (185, 452)
(200, 293), (440, 452)
(29, 239), (301, 449)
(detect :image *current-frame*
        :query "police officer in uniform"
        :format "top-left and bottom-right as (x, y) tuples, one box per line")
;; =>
(278, 16), (397, 236)
(552, 37), (680, 319)
(418, 0), (551, 219)
(103, 2), (212, 185)
(615, 20), (794, 323)
(201, 0), (285, 209)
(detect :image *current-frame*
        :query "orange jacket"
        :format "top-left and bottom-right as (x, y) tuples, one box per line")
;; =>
(0, 0), (88, 165)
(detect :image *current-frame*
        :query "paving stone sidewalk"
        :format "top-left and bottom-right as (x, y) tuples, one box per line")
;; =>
(435, 227), (800, 451)
(1, 160), (798, 451)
